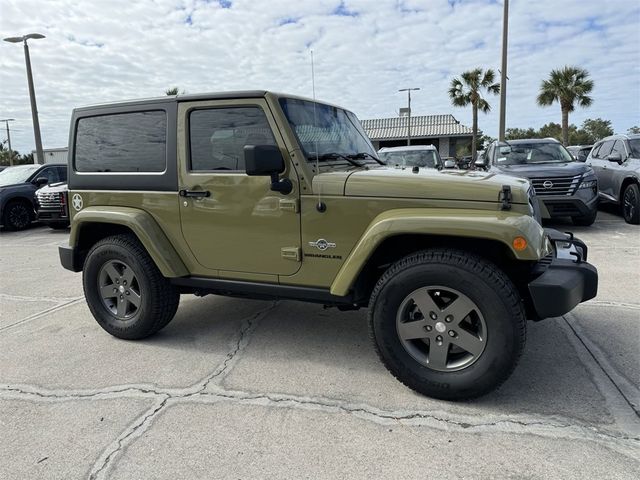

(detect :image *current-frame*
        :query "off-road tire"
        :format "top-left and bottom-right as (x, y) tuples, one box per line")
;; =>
(83, 234), (180, 340)
(2, 200), (33, 231)
(368, 248), (526, 400)
(572, 208), (598, 226)
(622, 183), (640, 225)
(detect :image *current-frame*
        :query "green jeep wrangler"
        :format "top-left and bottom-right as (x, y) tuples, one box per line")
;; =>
(60, 91), (598, 400)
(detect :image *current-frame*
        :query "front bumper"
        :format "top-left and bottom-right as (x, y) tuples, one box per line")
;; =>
(538, 190), (598, 218)
(37, 208), (68, 224)
(59, 245), (83, 272)
(527, 229), (598, 319)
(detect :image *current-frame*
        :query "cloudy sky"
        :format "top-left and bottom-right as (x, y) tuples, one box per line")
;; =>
(1, 0), (639, 153)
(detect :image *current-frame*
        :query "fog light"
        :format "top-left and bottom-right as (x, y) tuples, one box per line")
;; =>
(513, 236), (528, 251)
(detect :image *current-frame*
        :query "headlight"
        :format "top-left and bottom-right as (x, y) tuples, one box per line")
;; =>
(578, 179), (597, 189)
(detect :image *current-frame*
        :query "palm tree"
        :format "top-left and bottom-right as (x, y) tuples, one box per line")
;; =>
(165, 86), (182, 95)
(537, 66), (593, 146)
(448, 68), (500, 160)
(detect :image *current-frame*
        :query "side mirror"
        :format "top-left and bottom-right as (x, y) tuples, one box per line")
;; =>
(34, 177), (49, 187)
(244, 144), (292, 194)
(444, 160), (456, 169)
(607, 153), (623, 164)
(499, 146), (512, 155)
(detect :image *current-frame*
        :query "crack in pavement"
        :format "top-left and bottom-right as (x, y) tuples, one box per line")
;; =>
(562, 315), (640, 417)
(88, 396), (169, 480)
(0, 297), (84, 331)
(0, 293), (80, 304)
(2, 300), (639, 477)
(582, 300), (640, 310)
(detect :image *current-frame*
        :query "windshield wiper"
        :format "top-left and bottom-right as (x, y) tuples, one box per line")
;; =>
(315, 152), (364, 168)
(347, 152), (385, 165)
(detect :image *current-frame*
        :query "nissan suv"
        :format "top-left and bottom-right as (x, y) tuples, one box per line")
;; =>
(477, 138), (599, 226)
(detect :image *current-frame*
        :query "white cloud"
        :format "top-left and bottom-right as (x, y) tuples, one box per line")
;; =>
(0, 0), (638, 153)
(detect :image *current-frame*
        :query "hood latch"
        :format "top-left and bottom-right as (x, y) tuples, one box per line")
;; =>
(499, 185), (512, 210)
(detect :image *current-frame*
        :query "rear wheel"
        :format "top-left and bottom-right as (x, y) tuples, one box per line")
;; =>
(2, 200), (33, 231)
(369, 249), (526, 400)
(622, 183), (640, 224)
(83, 234), (180, 339)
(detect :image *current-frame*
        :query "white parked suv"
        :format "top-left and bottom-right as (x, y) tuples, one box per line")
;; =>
(378, 145), (444, 169)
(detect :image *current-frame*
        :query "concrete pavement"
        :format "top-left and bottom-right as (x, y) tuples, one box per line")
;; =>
(1, 208), (638, 479)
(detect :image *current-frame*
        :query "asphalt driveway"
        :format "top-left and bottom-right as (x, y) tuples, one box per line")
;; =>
(1, 208), (638, 479)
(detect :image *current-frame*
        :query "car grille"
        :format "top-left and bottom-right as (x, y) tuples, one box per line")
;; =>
(37, 191), (64, 208)
(530, 175), (581, 196)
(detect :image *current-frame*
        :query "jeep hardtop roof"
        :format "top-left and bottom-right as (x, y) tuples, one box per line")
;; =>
(73, 90), (345, 113)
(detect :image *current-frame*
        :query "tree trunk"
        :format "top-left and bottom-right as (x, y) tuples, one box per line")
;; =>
(471, 103), (478, 160)
(561, 106), (569, 146)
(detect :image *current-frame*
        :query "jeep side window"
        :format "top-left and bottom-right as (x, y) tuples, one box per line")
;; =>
(75, 111), (167, 173)
(189, 107), (277, 172)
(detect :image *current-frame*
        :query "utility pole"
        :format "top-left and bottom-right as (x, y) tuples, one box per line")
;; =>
(1, 119), (15, 166)
(498, 0), (509, 142)
(399, 87), (420, 145)
(4, 33), (46, 164)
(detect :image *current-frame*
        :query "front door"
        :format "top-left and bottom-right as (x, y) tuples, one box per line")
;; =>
(178, 99), (301, 276)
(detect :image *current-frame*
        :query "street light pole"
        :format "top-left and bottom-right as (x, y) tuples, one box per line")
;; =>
(4, 33), (46, 164)
(399, 87), (420, 146)
(1, 119), (15, 166)
(498, 0), (509, 142)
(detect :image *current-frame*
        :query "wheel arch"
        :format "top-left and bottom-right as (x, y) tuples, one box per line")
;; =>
(620, 176), (639, 201)
(2, 194), (36, 216)
(70, 207), (189, 277)
(330, 208), (547, 300)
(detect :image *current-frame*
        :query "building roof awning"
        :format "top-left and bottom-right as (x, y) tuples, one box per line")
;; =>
(361, 114), (474, 140)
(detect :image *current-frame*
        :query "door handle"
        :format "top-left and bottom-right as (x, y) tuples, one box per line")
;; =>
(179, 189), (210, 198)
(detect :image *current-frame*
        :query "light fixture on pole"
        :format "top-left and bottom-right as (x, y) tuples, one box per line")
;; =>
(1, 118), (16, 166)
(399, 87), (420, 145)
(498, 0), (509, 142)
(3, 33), (46, 165)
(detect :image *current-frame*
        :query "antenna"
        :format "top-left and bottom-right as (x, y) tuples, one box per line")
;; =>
(311, 50), (325, 212)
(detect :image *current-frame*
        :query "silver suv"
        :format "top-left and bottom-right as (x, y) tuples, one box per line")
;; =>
(586, 134), (640, 224)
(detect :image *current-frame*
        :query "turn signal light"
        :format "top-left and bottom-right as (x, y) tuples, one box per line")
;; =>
(513, 236), (528, 251)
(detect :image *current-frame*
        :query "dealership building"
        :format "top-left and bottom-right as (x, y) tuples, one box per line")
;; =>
(361, 114), (474, 158)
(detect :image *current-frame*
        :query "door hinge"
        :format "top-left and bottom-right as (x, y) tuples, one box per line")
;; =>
(281, 247), (301, 261)
(279, 198), (299, 213)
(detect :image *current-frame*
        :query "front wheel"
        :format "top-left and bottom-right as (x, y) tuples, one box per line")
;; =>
(83, 234), (180, 339)
(369, 249), (526, 400)
(622, 183), (640, 224)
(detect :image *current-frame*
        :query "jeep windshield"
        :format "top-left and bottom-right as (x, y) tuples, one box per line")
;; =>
(0, 164), (40, 187)
(497, 142), (573, 165)
(279, 97), (378, 167)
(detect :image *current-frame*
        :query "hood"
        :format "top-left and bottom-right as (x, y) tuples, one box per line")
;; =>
(0, 182), (35, 193)
(313, 167), (530, 204)
(493, 161), (591, 179)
